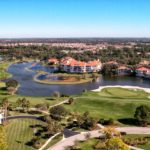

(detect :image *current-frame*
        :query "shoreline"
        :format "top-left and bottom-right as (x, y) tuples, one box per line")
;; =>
(92, 85), (150, 94)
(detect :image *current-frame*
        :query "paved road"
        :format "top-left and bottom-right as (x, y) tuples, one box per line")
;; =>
(5, 115), (41, 121)
(49, 130), (103, 150)
(63, 128), (80, 138)
(117, 127), (150, 134)
(49, 126), (150, 150)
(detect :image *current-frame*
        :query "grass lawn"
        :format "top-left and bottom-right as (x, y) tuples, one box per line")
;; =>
(78, 138), (98, 150)
(0, 62), (12, 80)
(5, 119), (46, 150)
(43, 134), (63, 150)
(65, 87), (150, 120)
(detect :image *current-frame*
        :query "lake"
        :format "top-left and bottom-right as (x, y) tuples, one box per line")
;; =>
(7, 62), (150, 97)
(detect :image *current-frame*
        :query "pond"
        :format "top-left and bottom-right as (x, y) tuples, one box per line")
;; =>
(7, 62), (150, 97)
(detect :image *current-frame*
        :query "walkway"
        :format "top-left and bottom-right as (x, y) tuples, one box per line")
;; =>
(30, 99), (69, 115)
(117, 127), (150, 134)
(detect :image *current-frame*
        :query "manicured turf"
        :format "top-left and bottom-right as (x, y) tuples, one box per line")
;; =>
(0, 62), (12, 80)
(5, 119), (46, 150)
(78, 138), (98, 150)
(0, 82), (5, 87)
(65, 87), (150, 120)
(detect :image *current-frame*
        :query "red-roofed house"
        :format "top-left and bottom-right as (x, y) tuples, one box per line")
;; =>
(48, 58), (59, 65)
(86, 60), (102, 73)
(117, 65), (133, 75)
(105, 61), (118, 65)
(136, 66), (150, 79)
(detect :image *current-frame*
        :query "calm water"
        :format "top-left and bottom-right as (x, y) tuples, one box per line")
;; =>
(7, 62), (150, 97)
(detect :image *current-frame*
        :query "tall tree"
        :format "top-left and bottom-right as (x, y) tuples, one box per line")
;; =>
(134, 105), (150, 126)
(1, 98), (9, 121)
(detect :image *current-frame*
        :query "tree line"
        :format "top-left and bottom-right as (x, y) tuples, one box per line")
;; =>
(1, 44), (150, 65)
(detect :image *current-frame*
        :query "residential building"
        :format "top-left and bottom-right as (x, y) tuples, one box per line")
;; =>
(136, 66), (150, 79)
(48, 58), (59, 65)
(60, 57), (102, 73)
(117, 65), (132, 75)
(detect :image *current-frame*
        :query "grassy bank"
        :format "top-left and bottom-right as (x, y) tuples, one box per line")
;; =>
(65, 87), (150, 120)
(0, 83), (66, 106)
(0, 62), (12, 80)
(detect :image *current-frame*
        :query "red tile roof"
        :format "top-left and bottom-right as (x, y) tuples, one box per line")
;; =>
(136, 66), (150, 72)
(60, 57), (101, 67)
(118, 65), (131, 70)
(48, 58), (59, 63)
(105, 61), (118, 65)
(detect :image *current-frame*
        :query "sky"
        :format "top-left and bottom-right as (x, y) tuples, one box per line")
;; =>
(0, 0), (150, 38)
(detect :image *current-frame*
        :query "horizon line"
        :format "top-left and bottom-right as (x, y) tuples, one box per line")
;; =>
(0, 37), (150, 39)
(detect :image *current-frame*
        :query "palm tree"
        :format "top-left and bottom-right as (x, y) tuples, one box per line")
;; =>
(16, 98), (22, 106)
(1, 98), (9, 121)
(22, 98), (31, 112)
(16, 98), (30, 112)
(26, 100), (30, 112)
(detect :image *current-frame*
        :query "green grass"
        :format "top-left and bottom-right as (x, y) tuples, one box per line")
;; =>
(43, 134), (63, 150)
(5, 119), (46, 150)
(78, 138), (98, 150)
(0, 62), (12, 80)
(65, 87), (150, 120)
(0, 82), (6, 87)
